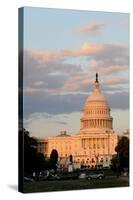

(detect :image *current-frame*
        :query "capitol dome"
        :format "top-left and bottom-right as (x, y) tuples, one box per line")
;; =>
(80, 73), (113, 134)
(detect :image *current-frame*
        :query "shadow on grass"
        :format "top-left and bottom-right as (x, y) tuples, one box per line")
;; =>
(23, 176), (129, 193)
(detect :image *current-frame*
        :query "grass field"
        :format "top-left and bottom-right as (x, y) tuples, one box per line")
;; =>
(23, 176), (129, 193)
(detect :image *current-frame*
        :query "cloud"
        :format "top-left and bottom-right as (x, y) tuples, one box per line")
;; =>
(23, 91), (129, 118)
(78, 21), (106, 35)
(63, 75), (93, 91)
(33, 81), (45, 87)
(103, 77), (128, 85)
(53, 120), (68, 125)
(99, 65), (128, 75)
(26, 42), (128, 64)
(24, 112), (81, 136)
(23, 42), (128, 94)
(23, 44), (129, 96)
(23, 50), (83, 94)
(22, 41), (129, 118)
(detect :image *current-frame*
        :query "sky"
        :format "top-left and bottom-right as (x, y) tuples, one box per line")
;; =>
(22, 7), (129, 137)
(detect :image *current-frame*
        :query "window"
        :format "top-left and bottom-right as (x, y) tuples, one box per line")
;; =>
(91, 158), (95, 163)
(82, 159), (85, 164)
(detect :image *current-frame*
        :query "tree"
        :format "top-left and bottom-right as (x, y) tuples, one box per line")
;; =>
(49, 149), (58, 170)
(69, 154), (73, 163)
(111, 136), (129, 172)
(19, 128), (46, 175)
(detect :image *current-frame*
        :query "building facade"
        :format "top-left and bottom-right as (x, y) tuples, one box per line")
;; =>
(38, 74), (118, 168)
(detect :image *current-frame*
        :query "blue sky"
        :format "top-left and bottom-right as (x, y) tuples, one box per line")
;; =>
(24, 7), (129, 50)
(22, 7), (129, 137)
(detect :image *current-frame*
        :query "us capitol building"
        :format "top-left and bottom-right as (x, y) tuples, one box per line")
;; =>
(38, 74), (118, 168)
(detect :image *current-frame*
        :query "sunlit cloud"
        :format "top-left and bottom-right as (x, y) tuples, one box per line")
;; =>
(26, 42), (128, 64)
(103, 76), (128, 85)
(99, 65), (128, 75)
(33, 81), (45, 87)
(78, 21), (106, 35)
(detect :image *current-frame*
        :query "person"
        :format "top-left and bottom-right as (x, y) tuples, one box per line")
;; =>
(33, 171), (35, 179)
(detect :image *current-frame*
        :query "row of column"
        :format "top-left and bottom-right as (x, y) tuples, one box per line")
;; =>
(86, 109), (109, 115)
(81, 119), (112, 129)
(81, 138), (108, 149)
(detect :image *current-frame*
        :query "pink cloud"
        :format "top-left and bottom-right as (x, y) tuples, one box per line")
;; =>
(25, 42), (127, 64)
(63, 75), (93, 92)
(79, 21), (105, 35)
(100, 65), (128, 75)
(103, 77), (128, 85)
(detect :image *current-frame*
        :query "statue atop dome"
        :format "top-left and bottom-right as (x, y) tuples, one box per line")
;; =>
(95, 73), (98, 83)
(94, 73), (100, 92)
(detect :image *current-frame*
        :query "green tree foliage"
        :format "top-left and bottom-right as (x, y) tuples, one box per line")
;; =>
(111, 136), (129, 172)
(19, 128), (46, 175)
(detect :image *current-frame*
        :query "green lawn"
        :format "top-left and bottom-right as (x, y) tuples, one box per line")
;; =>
(23, 176), (129, 193)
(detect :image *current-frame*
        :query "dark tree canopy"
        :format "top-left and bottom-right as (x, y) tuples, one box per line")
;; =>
(19, 128), (46, 175)
(111, 136), (129, 172)
(49, 149), (58, 169)
(69, 154), (73, 163)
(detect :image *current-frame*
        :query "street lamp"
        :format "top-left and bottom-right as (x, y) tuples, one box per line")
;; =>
(95, 154), (99, 169)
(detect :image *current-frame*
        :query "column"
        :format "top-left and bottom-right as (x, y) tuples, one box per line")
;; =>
(106, 120), (109, 128)
(102, 120), (103, 128)
(108, 120), (110, 128)
(102, 120), (104, 128)
(110, 120), (112, 129)
(88, 120), (90, 128)
(99, 119), (101, 128)
(85, 139), (86, 148)
(104, 120), (106, 128)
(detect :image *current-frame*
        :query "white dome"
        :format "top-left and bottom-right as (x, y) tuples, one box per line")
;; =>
(84, 80), (108, 107)
(80, 73), (113, 134)
(87, 91), (107, 103)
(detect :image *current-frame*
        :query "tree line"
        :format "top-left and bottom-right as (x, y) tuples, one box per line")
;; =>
(19, 128), (58, 176)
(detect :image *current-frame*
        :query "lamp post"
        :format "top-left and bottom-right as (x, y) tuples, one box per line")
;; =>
(95, 154), (99, 170)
